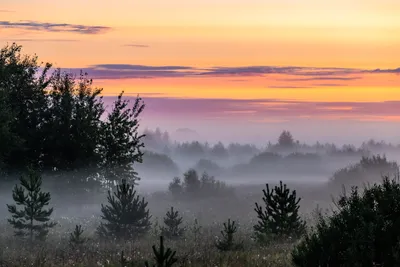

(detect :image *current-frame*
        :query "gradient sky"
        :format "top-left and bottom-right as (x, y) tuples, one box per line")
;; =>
(1, 0), (400, 145)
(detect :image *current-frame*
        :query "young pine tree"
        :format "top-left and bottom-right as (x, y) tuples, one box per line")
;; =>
(215, 219), (243, 251)
(254, 181), (305, 243)
(161, 207), (185, 239)
(145, 236), (178, 267)
(7, 169), (56, 241)
(69, 224), (86, 247)
(97, 179), (151, 240)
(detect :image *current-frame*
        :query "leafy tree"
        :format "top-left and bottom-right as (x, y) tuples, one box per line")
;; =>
(97, 179), (151, 240)
(0, 88), (22, 167)
(0, 43), (52, 168)
(0, 43), (147, 180)
(161, 207), (185, 239)
(292, 176), (400, 267)
(254, 181), (305, 243)
(69, 224), (86, 247)
(98, 92), (145, 185)
(7, 169), (56, 241)
(145, 236), (178, 267)
(41, 70), (104, 170)
(215, 219), (243, 251)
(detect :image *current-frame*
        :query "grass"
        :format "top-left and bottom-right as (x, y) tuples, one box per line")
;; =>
(0, 216), (296, 267)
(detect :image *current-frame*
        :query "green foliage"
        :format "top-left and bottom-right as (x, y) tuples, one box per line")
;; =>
(69, 224), (86, 247)
(0, 43), (145, 179)
(161, 207), (185, 239)
(7, 169), (56, 241)
(0, 43), (52, 168)
(145, 236), (178, 267)
(254, 181), (305, 243)
(41, 69), (104, 170)
(215, 219), (243, 251)
(98, 92), (145, 185)
(292, 176), (400, 267)
(97, 179), (151, 240)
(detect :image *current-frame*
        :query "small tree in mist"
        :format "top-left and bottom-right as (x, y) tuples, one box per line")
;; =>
(161, 207), (185, 239)
(7, 169), (56, 241)
(168, 177), (183, 198)
(98, 92), (145, 187)
(215, 219), (243, 251)
(278, 130), (295, 148)
(69, 224), (87, 247)
(97, 178), (151, 240)
(254, 181), (305, 243)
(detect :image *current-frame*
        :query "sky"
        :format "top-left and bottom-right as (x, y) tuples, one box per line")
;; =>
(1, 0), (400, 145)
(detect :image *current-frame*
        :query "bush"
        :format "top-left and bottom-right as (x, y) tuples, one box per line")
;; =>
(292, 175), (400, 267)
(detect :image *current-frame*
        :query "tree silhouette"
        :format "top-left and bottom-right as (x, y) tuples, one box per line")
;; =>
(254, 181), (305, 243)
(7, 169), (57, 241)
(97, 179), (151, 240)
(98, 92), (145, 186)
(161, 207), (185, 239)
(278, 130), (295, 148)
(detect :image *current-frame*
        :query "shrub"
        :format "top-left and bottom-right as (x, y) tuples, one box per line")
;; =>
(292, 175), (400, 267)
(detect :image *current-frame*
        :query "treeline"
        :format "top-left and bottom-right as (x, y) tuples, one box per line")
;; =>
(0, 43), (144, 185)
(144, 127), (399, 159)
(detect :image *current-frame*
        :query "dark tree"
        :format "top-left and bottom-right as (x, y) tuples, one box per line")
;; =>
(69, 224), (86, 247)
(254, 181), (305, 243)
(145, 236), (178, 267)
(292, 176), (400, 267)
(278, 130), (295, 148)
(0, 43), (147, 181)
(161, 207), (185, 239)
(0, 43), (52, 168)
(7, 169), (56, 241)
(0, 88), (22, 167)
(98, 92), (145, 186)
(97, 179), (151, 240)
(182, 169), (200, 194)
(215, 219), (243, 251)
(41, 70), (104, 169)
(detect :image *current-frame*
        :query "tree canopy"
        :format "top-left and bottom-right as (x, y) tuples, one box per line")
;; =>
(0, 43), (145, 184)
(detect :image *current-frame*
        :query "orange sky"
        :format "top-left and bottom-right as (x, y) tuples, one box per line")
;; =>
(0, 0), (400, 135)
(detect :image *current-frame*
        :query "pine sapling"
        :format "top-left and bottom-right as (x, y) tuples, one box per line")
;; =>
(145, 236), (178, 267)
(215, 219), (243, 251)
(161, 207), (185, 239)
(7, 169), (56, 242)
(69, 224), (86, 247)
(190, 218), (202, 243)
(254, 181), (306, 243)
(97, 178), (151, 240)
